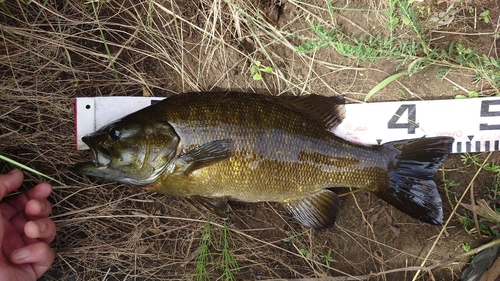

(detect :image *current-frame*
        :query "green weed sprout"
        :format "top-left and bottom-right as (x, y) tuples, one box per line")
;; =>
(0, 154), (65, 186)
(251, 61), (273, 81)
(193, 217), (213, 281)
(218, 221), (239, 281)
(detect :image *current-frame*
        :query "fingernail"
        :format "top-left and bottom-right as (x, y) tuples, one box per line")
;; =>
(38, 200), (45, 211)
(36, 221), (46, 232)
(12, 248), (29, 261)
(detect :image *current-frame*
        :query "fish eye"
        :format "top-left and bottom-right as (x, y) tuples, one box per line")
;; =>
(109, 128), (121, 140)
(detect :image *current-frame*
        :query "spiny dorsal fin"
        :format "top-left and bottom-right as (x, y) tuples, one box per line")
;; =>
(282, 95), (346, 130)
(282, 189), (341, 229)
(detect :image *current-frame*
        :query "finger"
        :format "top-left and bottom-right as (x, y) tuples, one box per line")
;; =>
(25, 198), (52, 218)
(0, 182), (52, 221)
(10, 242), (54, 279)
(24, 218), (56, 244)
(9, 198), (53, 238)
(25, 182), (52, 201)
(0, 169), (23, 200)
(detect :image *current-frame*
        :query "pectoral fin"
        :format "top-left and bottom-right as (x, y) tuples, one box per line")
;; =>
(282, 189), (341, 229)
(180, 139), (234, 175)
(190, 195), (231, 218)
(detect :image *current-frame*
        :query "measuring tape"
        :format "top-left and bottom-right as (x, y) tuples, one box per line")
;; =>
(75, 96), (500, 153)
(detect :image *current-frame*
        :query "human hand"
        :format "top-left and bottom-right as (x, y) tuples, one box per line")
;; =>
(0, 169), (56, 280)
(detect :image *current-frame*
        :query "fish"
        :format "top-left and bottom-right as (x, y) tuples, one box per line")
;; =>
(75, 92), (454, 229)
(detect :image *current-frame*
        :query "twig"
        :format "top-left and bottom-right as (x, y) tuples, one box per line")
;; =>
(442, 76), (469, 93)
(488, 16), (500, 59)
(471, 183), (482, 240)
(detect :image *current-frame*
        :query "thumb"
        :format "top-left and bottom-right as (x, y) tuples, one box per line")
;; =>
(11, 242), (54, 279)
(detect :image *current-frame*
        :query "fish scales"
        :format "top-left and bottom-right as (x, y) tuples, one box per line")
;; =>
(76, 92), (454, 229)
(149, 93), (387, 200)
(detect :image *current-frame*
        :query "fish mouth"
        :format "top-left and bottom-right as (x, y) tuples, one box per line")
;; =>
(79, 136), (111, 168)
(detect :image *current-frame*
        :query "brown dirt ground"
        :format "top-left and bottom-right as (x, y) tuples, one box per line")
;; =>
(1, 0), (500, 280)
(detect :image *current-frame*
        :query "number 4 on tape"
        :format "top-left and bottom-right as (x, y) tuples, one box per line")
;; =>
(388, 104), (417, 134)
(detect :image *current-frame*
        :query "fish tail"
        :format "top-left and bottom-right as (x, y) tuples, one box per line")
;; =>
(375, 136), (454, 225)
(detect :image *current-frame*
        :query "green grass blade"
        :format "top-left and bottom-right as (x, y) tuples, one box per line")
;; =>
(0, 154), (65, 186)
(364, 72), (407, 102)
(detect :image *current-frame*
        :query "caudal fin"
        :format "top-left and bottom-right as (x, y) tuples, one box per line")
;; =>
(375, 137), (454, 225)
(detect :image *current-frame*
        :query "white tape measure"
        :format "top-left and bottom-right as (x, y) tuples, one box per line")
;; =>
(75, 96), (500, 153)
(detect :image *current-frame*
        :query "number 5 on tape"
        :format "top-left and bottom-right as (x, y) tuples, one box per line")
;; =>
(480, 100), (500, 131)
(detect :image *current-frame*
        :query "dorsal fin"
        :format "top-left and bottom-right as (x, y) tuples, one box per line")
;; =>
(282, 95), (346, 130)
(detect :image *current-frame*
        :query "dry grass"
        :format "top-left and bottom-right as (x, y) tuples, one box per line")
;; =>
(1, 0), (500, 280)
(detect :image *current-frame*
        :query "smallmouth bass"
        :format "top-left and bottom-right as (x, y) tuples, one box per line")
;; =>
(75, 92), (453, 229)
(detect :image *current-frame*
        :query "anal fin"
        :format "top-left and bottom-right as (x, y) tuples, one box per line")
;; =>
(282, 189), (341, 229)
